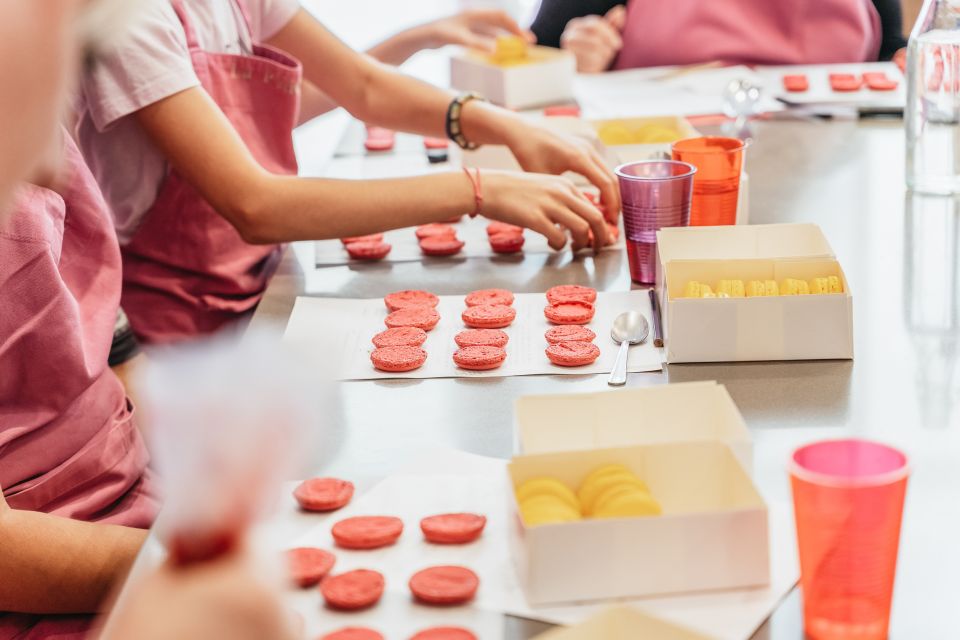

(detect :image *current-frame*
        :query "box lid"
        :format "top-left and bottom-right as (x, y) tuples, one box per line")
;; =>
(656, 223), (835, 262)
(533, 606), (717, 640)
(515, 381), (749, 456)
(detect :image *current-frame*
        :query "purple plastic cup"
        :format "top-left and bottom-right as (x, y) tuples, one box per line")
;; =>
(615, 160), (696, 284)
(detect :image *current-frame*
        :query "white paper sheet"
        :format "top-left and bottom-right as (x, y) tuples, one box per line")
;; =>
(573, 66), (784, 120)
(314, 213), (623, 267)
(755, 62), (905, 109)
(282, 291), (663, 380)
(288, 450), (799, 640)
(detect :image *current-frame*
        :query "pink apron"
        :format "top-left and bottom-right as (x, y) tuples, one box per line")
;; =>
(120, 0), (302, 344)
(613, 0), (881, 69)
(0, 132), (158, 639)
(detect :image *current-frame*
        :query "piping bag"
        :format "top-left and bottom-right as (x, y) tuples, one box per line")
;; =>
(140, 329), (328, 565)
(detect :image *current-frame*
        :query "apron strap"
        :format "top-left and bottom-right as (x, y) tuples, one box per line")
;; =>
(170, 0), (256, 52)
(170, 0), (202, 51)
(231, 0), (255, 37)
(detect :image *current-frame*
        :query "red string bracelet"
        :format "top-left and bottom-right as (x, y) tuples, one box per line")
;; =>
(462, 166), (483, 218)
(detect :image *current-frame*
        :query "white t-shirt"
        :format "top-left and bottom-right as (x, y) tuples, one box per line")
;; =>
(75, 0), (300, 244)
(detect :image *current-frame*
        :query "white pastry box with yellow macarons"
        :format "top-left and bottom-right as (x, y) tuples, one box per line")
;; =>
(450, 37), (576, 109)
(507, 383), (768, 606)
(656, 223), (853, 363)
(593, 116), (699, 165)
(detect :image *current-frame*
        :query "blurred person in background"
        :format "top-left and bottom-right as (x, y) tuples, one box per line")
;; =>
(530, 0), (907, 73)
(0, 2), (292, 638)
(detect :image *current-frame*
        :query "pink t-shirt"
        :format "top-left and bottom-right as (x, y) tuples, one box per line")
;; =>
(75, 0), (300, 244)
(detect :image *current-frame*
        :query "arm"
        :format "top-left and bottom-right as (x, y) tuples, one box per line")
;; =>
(871, 0), (908, 61)
(0, 491), (147, 614)
(297, 10), (531, 121)
(366, 9), (530, 66)
(135, 88), (610, 250)
(529, 0), (623, 48)
(267, 9), (620, 212)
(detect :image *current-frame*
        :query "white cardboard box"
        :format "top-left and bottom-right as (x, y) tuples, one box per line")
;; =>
(656, 223), (854, 363)
(508, 441), (770, 606)
(515, 381), (752, 470)
(450, 45), (576, 109)
(533, 606), (717, 640)
(593, 116), (700, 166)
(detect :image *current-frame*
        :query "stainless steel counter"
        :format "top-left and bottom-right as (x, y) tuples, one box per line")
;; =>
(251, 117), (960, 637)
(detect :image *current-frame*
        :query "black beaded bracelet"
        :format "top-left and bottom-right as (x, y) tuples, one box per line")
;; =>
(445, 92), (484, 150)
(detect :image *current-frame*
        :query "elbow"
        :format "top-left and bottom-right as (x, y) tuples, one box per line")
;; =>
(219, 180), (279, 246)
(231, 208), (277, 245)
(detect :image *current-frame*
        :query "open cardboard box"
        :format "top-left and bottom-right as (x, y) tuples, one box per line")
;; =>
(593, 116), (699, 165)
(451, 45), (575, 109)
(656, 223), (854, 363)
(515, 381), (752, 470)
(508, 441), (770, 606)
(533, 606), (717, 640)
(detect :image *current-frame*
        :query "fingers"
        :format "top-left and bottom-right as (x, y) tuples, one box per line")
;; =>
(564, 147), (621, 224)
(461, 32), (498, 53)
(560, 188), (608, 253)
(527, 215), (568, 251)
(561, 18), (622, 73)
(549, 202), (592, 251)
(604, 4), (628, 30)
(573, 16), (622, 53)
(464, 8), (526, 38)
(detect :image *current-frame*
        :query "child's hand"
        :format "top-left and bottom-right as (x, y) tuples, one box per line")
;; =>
(419, 9), (534, 53)
(100, 550), (299, 640)
(560, 5), (627, 73)
(482, 171), (608, 252)
(505, 127), (621, 222)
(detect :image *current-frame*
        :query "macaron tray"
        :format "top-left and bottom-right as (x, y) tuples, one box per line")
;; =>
(282, 289), (662, 380)
(313, 215), (625, 267)
(756, 61), (904, 108)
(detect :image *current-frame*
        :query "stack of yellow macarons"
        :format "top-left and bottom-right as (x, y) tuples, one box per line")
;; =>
(683, 276), (842, 298)
(516, 477), (582, 526)
(515, 464), (661, 526)
(490, 35), (528, 66)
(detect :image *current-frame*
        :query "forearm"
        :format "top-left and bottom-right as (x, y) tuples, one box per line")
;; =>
(0, 507), (147, 613)
(268, 10), (525, 143)
(297, 80), (338, 124)
(365, 23), (434, 66)
(239, 172), (474, 243)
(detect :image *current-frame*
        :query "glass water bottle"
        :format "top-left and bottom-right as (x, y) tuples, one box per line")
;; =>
(906, 0), (960, 193)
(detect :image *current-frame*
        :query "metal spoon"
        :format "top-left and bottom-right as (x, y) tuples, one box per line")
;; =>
(608, 311), (650, 387)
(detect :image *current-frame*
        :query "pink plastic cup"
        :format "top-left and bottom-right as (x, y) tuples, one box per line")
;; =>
(790, 439), (909, 640)
(615, 160), (696, 284)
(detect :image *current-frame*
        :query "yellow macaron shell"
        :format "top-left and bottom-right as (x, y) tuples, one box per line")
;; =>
(516, 477), (580, 513)
(717, 279), (745, 298)
(683, 281), (703, 298)
(520, 494), (582, 526)
(593, 488), (662, 519)
(780, 278), (810, 295)
(578, 473), (650, 515)
(580, 464), (635, 487)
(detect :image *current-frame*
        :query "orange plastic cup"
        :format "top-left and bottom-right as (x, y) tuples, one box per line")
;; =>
(790, 439), (909, 640)
(671, 136), (745, 226)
